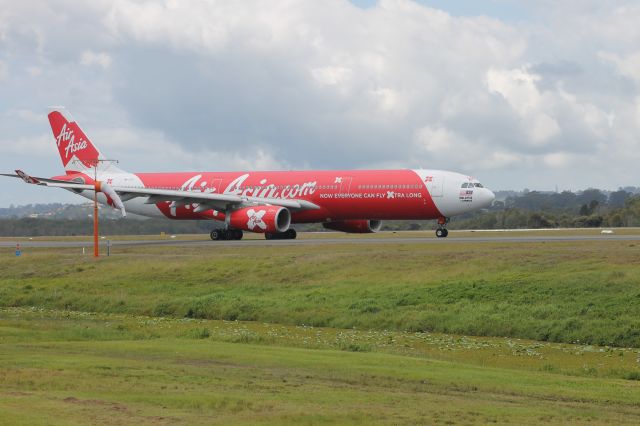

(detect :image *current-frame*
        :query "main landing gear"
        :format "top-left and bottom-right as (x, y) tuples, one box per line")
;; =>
(210, 229), (243, 241)
(209, 229), (297, 241)
(436, 217), (449, 238)
(265, 229), (297, 240)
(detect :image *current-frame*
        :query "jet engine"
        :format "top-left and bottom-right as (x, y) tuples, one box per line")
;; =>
(228, 205), (291, 233)
(322, 219), (382, 233)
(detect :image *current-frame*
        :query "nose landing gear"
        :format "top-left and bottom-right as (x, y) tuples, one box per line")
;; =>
(436, 217), (449, 238)
(435, 228), (448, 238)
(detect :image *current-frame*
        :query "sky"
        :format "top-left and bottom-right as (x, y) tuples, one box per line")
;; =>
(1, 0), (639, 206)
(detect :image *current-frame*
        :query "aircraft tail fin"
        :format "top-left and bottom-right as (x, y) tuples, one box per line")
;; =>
(47, 108), (112, 174)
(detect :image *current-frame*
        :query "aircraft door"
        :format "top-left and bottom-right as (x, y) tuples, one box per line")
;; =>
(337, 176), (353, 194)
(426, 174), (444, 197)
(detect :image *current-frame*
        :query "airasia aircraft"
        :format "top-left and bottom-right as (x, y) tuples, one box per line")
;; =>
(2, 109), (495, 240)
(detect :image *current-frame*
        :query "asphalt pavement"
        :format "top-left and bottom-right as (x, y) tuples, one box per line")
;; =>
(2, 234), (639, 248)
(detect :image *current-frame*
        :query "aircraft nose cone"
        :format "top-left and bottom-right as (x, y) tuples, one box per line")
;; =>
(487, 189), (495, 203)
(480, 188), (495, 208)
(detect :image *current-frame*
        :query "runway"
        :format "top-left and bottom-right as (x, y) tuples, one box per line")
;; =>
(2, 234), (640, 248)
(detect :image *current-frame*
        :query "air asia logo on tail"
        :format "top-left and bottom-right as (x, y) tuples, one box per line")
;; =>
(48, 111), (101, 168)
(56, 123), (87, 158)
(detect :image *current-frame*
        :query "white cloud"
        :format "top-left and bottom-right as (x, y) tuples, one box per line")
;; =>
(487, 67), (561, 146)
(599, 51), (640, 84)
(90, 126), (285, 173)
(80, 50), (112, 68)
(413, 125), (520, 171)
(2, 0), (640, 206)
(486, 151), (523, 169)
(5, 109), (44, 124)
(0, 134), (52, 157)
(529, 113), (561, 146)
(311, 66), (353, 87)
(415, 125), (460, 154)
(104, 0), (235, 52)
(369, 88), (405, 115)
(542, 152), (573, 168)
(0, 60), (7, 81)
(26, 66), (42, 77)
(487, 67), (541, 115)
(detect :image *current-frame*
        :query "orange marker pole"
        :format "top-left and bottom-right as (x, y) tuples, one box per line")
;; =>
(94, 181), (100, 257)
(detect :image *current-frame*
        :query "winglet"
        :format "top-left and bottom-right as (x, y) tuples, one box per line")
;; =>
(15, 170), (41, 184)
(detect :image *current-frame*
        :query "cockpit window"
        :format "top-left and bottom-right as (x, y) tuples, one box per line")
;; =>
(474, 183), (484, 188)
(461, 183), (468, 188)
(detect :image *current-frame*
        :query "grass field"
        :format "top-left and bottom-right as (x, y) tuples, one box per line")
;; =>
(1, 232), (640, 424)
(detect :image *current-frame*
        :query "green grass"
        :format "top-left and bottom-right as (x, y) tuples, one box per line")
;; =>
(2, 236), (640, 423)
(2, 308), (640, 424)
(3, 307), (640, 380)
(2, 240), (640, 346)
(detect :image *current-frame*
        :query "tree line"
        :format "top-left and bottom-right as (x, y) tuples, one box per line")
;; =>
(0, 217), (220, 237)
(380, 188), (640, 231)
(447, 189), (640, 230)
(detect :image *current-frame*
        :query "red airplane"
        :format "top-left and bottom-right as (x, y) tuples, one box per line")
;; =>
(2, 109), (495, 239)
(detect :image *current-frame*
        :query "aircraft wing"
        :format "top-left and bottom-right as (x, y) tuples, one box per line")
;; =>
(2, 170), (321, 213)
(110, 186), (321, 212)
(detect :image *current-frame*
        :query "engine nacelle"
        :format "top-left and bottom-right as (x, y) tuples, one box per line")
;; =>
(228, 205), (291, 233)
(322, 220), (382, 233)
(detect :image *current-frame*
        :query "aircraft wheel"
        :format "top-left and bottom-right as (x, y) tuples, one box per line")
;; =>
(286, 229), (297, 239)
(436, 216), (450, 238)
(232, 229), (243, 240)
(210, 229), (222, 241)
(265, 230), (296, 240)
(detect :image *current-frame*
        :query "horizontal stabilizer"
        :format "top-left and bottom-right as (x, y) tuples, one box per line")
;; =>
(16, 170), (41, 184)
